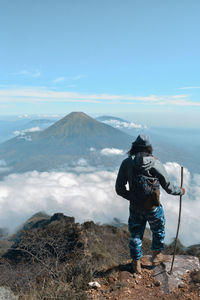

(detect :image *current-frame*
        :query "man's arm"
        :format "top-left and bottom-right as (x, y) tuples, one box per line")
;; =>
(115, 160), (131, 200)
(153, 160), (184, 195)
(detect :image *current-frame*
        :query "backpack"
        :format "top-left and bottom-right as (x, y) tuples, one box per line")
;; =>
(132, 169), (160, 210)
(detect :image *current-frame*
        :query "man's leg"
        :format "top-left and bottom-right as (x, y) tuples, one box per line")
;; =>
(128, 207), (146, 262)
(147, 205), (165, 251)
(147, 205), (170, 264)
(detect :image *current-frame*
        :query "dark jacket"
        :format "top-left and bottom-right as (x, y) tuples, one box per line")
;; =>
(115, 153), (183, 209)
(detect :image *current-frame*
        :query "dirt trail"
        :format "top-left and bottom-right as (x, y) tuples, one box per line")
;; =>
(87, 257), (200, 300)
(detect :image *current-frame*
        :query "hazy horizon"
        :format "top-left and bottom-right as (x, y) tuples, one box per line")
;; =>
(0, 111), (200, 128)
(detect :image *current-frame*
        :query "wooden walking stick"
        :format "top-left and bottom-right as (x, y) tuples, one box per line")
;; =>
(169, 166), (184, 275)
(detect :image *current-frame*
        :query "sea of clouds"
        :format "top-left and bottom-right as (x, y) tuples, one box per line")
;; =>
(0, 160), (199, 246)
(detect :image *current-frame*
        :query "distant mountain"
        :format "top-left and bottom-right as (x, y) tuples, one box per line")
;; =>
(0, 118), (57, 143)
(35, 112), (132, 153)
(0, 119), (34, 143)
(28, 118), (56, 126)
(96, 115), (199, 172)
(0, 112), (132, 173)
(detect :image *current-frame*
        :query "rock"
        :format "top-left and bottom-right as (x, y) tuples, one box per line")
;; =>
(134, 279), (139, 284)
(178, 282), (186, 288)
(126, 288), (131, 295)
(0, 287), (18, 299)
(118, 271), (132, 281)
(88, 281), (101, 289)
(192, 270), (200, 283)
(154, 280), (161, 287)
(153, 255), (200, 293)
(50, 213), (75, 223)
(107, 277), (115, 284)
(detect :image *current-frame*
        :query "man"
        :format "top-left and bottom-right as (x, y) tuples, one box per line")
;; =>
(115, 135), (185, 274)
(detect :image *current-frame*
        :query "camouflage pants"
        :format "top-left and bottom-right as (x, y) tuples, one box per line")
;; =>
(128, 205), (165, 260)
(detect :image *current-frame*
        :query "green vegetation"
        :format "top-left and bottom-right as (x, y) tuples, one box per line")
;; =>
(0, 212), (199, 299)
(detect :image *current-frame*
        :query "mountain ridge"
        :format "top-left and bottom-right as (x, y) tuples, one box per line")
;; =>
(39, 111), (129, 139)
(0, 112), (132, 173)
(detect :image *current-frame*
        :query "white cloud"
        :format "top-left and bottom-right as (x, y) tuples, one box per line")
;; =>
(12, 70), (41, 78)
(14, 127), (41, 136)
(14, 70), (29, 75)
(67, 84), (76, 88)
(18, 135), (32, 141)
(0, 87), (198, 106)
(32, 70), (41, 78)
(18, 114), (30, 119)
(0, 162), (199, 246)
(52, 77), (66, 83)
(178, 86), (200, 90)
(0, 160), (7, 167)
(0, 170), (128, 231)
(102, 119), (143, 129)
(0, 160), (11, 173)
(167, 99), (200, 106)
(52, 75), (85, 83)
(100, 148), (124, 156)
(69, 75), (84, 80)
(14, 127), (40, 142)
(36, 114), (62, 119)
(63, 159), (97, 173)
(160, 162), (200, 246)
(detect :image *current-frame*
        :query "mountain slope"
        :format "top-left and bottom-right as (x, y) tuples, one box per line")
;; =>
(1, 212), (199, 299)
(0, 112), (132, 173)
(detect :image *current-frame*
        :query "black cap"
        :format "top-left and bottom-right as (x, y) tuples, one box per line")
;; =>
(132, 134), (151, 147)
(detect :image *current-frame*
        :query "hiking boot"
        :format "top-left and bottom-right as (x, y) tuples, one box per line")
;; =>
(152, 251), (171, 266)
(132, 259), (142, 274)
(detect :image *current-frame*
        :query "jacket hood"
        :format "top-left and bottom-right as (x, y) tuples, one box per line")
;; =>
(132, 152), (155, 171)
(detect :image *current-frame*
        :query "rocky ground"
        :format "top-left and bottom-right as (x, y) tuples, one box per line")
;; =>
(87, 257), (200, 300)
(0, 212), (199, 299)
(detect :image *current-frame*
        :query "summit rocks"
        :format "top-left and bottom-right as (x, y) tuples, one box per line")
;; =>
(0, 213), (200, 299)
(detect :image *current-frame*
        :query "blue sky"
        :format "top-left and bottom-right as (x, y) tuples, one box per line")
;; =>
(0, 0), (200, 127)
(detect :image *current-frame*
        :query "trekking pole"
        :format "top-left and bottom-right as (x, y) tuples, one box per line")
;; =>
(169, 166), (184, 275)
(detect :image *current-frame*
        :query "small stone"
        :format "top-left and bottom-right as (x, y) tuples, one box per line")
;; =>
(154, 280), (161, 287)
(126, 289), (131, 295)
(118, 271), (132, 281)
(146, 284), (151, 288)
(0, 287), (18, 300)
(88, 281), (101, 289)
(192, 270), (200, 283)
(107, 277), (115, 284)
(178, 282), (186, 288)
(135, 279), (139, 284)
